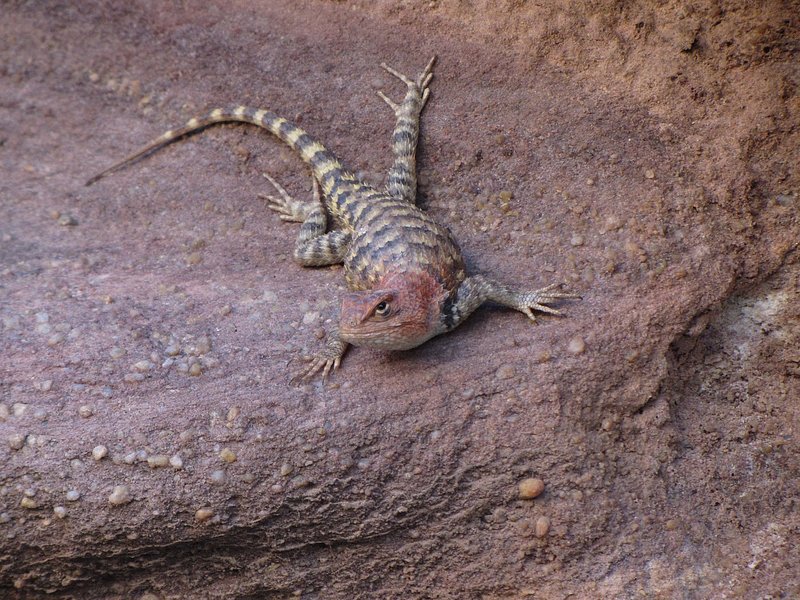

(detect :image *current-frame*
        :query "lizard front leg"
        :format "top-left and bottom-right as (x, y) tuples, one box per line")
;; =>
(292, 328), (349, 383)
(378, 56), (436, 204)
(441, 275), (580, 332)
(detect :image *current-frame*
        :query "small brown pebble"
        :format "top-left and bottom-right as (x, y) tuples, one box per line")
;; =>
(188, 363), (202, 377)
(665, 518), (679, 531)
(519, 478), (545, 499)
(219, 448), (237, 463)
(644, 169), (655, 179)
(20, 497), (38, 510)
(535, 516), (551, 537)
(499, 190), (513, 202)
(496, 364), (516, 380)
(195, 508), (214, 523)
(185, 252), (202, 266)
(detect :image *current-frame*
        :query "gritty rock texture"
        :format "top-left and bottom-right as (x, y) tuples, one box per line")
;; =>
(0, 0), (798, 598)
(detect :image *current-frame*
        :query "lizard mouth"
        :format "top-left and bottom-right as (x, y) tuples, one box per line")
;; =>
(339, 323), (432, 350)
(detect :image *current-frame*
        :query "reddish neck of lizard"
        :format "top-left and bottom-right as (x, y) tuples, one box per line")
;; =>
(339, 270), (449, 350)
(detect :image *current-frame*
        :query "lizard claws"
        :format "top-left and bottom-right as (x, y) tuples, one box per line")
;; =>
(261, 172), (318, 222)
(518, 284), (581, 322)
(378, 56), (437, 114)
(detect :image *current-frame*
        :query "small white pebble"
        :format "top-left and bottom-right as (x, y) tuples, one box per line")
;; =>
(39, 379), (53, 392)
(8, 434), (25, 450)
(35, 312), (50, 324)
(108, 485), (131, 506)
(570, 233), (585, 247)
(169, 454), (184, 469)
(567, 336), (587, 355)
(122, 452), (137, 465)
(24, 488), (37, 498)
(109, 346), (126, 359)
(47, 332), (66, 346)
(123, 373), (146, 383)
(12, 403), (27, 416)
(210, 469), (225, 484)
(53, 506), (67, 519)
(66, 490), (81, 502)
(78, 405), (93, 418)
(92, 445), (108, 461)
(644, 168), (655, 179)
(302, 311), (320, 325)
(147, 454), (170, 468)
(0, 404), (8, 421)
(132, 360), (154, 372)
(280, 463), (293, 477)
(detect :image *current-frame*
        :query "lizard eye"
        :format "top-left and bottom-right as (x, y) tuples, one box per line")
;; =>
(374, 301), (391, 316)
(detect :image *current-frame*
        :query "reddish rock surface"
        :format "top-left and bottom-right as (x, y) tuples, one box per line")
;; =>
(1, 1), (798, 597)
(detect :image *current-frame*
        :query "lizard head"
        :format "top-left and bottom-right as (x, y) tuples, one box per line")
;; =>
(339, 271), (448, 351)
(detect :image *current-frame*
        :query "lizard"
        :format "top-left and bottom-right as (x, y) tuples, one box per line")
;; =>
(86, 57), (579, 381)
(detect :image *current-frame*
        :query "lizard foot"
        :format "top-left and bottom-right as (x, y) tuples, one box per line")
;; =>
(260, 172), (319, 222)
(377, 55), (436, 114)
(515, 284), (582, 322)
(290, 334), (349, 384)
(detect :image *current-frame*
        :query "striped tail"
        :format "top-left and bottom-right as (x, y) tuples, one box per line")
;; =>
(85, 105), (352, 187)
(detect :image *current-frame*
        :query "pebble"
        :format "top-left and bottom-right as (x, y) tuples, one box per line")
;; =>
(57, 214), (79, 226)
(108, 485), (132, 506)
(210, 470), (225, 484)
(535, 516), (551, 537)
(280, 463), (293, 476)
(169, 454), (184, 469)
(47, 332), (66, 346)
(66, 490), (81, 502)
(570, 233), (585, 247)
(219, 304), (232, 316)
(644, 169), (655, 179)
(147, 454), (170, 468)
(567, 336), (586, 355)
(20, 497), (38, 510)
(195, 508), (214, 523)
(35, 312), (50, 324)
(219, 448), (237, 463)
(8, 434), (25, 450)
(92, 445), (108, 461)
(0, 513), (10, 524)
(35, 380), (53, 392)
(109, 346), (126, 359)
(78, 405), (94, 418)
(53, 506), (67, 519)
(13, 403), (27, 416)
(188, 363), (202, 376)
(132, 360), (154, 372)
(496, 364), (516, 380)
(519, 478), (545, 499)
(0, 404), (8, 421)
(123, 373), (146, 383)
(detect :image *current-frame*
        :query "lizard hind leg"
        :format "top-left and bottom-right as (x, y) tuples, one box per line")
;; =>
(378, 56), (436, 204)
(261, 172), (351, 267)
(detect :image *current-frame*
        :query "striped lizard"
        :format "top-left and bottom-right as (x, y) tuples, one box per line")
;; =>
(87, 57), (578, 381)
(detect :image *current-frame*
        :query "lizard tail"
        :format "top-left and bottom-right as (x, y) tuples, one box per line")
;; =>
(85, 105), (350, 186)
